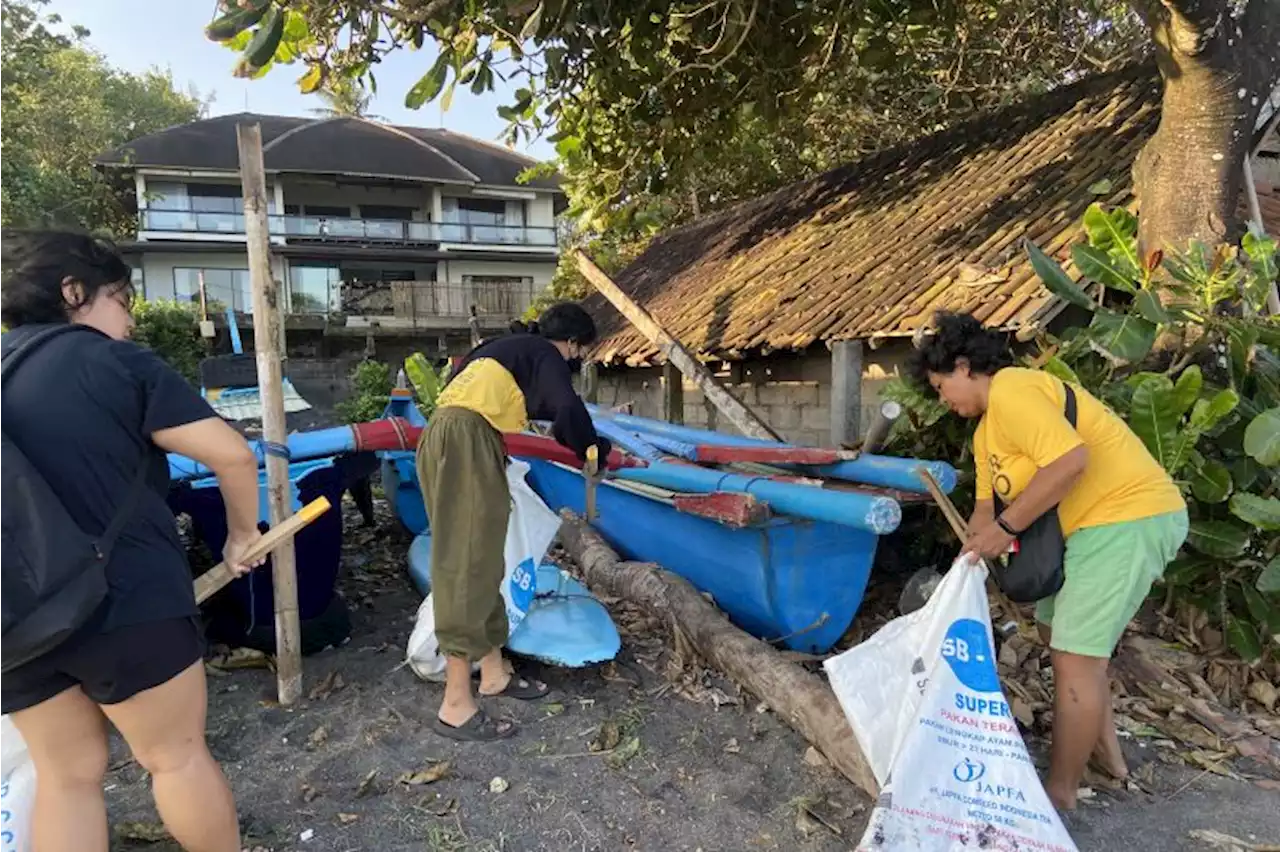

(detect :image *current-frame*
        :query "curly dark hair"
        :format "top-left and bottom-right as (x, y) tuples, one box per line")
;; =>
(1, 230), (132, 328)
(906, 311), (1014, 389)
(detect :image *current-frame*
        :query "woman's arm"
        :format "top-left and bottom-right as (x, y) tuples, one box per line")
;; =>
(152, 418), (265, 571)
(963, 446), (1088, 558)
(968, 499), (995, 537)
(999, 445), (1088, 532)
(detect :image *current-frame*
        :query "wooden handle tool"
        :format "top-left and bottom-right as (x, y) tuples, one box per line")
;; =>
(915, 468), (1029, 632)
(584, 444), (600, 521)
(193, 497), (332, 604)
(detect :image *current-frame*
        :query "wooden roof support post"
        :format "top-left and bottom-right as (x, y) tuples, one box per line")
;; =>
(572, 250), (781, 442)
(663, 361), (684, 425)
(829, 339), (863, 448)
(237, 122), (303, 706)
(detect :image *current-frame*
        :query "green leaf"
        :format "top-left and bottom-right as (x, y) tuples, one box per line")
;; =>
(1161, 556), (1215, 588)
(1229, 493), (1280, 531)
(1025, 239), (1095, 309)
(1134, 289), (1172, 324)
(1087, 178), (1113, 195)
(1230, 456), (1262, 491)
(297, 64), (322, 94)
(1189, 389), (1240, 431)
(520, 2), (544, 40)
(440, 78), (456, 112)
(1260, 556), (1280, 594)
(242, 5), (284, 69)
(1129, 376), (1179, 468)
(1186, 519), (1251, 559)
(1242, 228), (1278, 286)
(1189, 457), (1232, 503)
(1082, 203), (1140, 274)
(1071, 244), (1137, 293)
(1225, 615), (1263, 664)
(1170, 366), (1202, 417)
(1241, 583), (1280, 642)
(1088, 309), (1156, 364)
(1243, 406), (1280, 466)
(1040, 355), (1080, 385)
(405, 53), (450, 109)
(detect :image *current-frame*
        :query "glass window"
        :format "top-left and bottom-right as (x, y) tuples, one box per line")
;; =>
(289, 264), (341, 314)
(173, 268), (253, 314)
(147, 182), (188, 211)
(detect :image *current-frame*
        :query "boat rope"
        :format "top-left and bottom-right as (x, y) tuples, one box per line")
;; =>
(763, 612), (830, 646)
(262, 440), (291, 460)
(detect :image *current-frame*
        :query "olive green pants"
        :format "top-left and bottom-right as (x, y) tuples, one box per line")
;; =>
(416, 406), (511, 660)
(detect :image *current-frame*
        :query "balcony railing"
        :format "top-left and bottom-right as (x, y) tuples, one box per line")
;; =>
(287, 280), (537, 328)
(139, 210), (558, 248)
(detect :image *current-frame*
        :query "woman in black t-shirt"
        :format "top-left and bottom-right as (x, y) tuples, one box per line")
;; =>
(1, 231), (264, 852)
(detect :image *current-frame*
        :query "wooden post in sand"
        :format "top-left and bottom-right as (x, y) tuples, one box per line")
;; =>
(237, 122), (303, 705)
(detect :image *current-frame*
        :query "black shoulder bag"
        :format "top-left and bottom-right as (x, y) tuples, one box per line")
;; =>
(1, 325), (151, 672)
(988, 382), (1078, 604)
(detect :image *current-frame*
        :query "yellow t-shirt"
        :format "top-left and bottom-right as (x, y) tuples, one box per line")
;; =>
(435, 357), (529, 433)
(973, 367), (1184, 535)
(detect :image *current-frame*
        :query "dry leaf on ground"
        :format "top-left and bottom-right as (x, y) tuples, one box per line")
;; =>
(397, 761), (451, 786)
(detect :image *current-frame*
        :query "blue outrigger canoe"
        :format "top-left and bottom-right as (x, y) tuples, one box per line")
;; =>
(378, 401), (956, 655)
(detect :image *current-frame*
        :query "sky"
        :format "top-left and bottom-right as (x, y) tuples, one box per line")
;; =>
(47, 0), (556, 161)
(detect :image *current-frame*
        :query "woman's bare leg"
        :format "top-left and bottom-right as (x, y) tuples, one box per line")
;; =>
(1037, 622), (1128, 783)
(100, 662), (239, 852)
(10, 687), (110, 852)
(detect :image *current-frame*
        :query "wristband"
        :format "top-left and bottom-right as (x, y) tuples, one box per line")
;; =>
(995, 516), (1019, 536)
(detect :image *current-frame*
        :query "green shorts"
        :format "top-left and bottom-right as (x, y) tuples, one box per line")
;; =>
(1035, 508), (1188, 658)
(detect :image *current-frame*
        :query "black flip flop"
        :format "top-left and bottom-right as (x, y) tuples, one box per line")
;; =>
(480, 674), (551, 701)
(431, 709), (517, 742)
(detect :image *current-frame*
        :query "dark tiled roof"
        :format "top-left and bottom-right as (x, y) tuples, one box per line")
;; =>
(591, 65), (1165, 366)
(96, 113), (560, 191)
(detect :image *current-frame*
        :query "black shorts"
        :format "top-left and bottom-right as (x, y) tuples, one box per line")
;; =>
(0, 617), (205, 714)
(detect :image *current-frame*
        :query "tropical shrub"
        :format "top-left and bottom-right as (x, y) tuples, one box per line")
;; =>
(884, 203), (1279, 661)
(335, 359), (392, 424)
(130, 298), (207, 384)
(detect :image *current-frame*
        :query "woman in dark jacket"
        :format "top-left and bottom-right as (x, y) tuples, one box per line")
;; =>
(1, 231), (265, 852)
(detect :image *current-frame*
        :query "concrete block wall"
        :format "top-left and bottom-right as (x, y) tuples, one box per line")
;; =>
(595, 340), (914, 447)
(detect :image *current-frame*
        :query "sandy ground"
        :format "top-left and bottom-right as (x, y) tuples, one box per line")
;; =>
(103, 498), (1280, 852)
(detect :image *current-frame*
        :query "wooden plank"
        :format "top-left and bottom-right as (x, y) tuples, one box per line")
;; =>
(573, 250), (781, 441)
(830, 339), (863, 448)
(663, 361), (684, 424)
(237, 122), (303, 706)
(194, 498), (333, 604)
(692, 445), (856, 465)
(671, 492), (770, 528)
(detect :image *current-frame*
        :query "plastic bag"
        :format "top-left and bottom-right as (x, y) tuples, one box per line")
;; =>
(1, 715), (34, 852)
(824, 555), (1077, 852)
(406, 459), (561, 681)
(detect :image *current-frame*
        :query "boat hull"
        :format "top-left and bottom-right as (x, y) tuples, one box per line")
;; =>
(524, 460), (877, 653)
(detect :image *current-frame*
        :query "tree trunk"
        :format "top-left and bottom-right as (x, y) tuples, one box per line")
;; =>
(1131, 0), (1280, 256)
(556, 511), (879, 799)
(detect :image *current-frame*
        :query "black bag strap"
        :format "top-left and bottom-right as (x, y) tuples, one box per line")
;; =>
(2, 324), (152, 557)
(992, 379), (1078, 514)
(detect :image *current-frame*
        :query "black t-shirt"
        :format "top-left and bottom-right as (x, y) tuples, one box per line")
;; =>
(1, 324), (218, 631)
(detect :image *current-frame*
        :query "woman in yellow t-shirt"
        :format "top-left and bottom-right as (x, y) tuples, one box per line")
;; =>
(909, 311), (1187, 811)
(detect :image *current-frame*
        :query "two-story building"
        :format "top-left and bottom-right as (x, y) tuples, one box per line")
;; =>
(96, 112), (563, 356)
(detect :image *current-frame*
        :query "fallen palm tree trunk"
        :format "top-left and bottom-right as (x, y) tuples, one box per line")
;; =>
(557, 510), (878, 798)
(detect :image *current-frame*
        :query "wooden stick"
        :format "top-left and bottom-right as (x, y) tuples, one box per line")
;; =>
(557, 512), (879, 798)
(916, 468), (1029, 632)
(238, 122), (303, 705)
(572, 250), (782, 442)
(193, 497), (333, 604)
